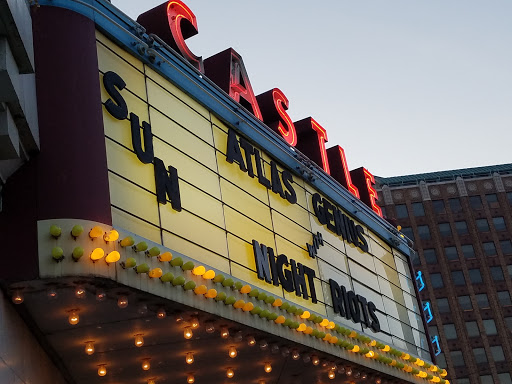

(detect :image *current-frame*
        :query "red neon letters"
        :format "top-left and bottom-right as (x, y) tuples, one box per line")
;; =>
(137, 0), (382, 217)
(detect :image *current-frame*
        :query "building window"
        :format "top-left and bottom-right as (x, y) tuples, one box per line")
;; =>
(436, 352), (447, 369)
(449, 198), (462, 213)
(465, 321), (479, 337)
(490, 266), (504, 281)
(437, 298), (450, 313)
(498, 291), (512, 306)
(483, 319), (497, 335)
(428, 325), (438, 337)
(450, 350), (465, 367)
(483, 242), (497, 256)
(476, 218), (490, 232)
(438, 223), (452, 237)
(473, 347), (488, 364)
(444, 246), (458, 261)
(505, 317), (512, 331)
(458, 295), (473, 311)
(501, 240), (512, 255)
(476, 293), (490, 309)
(455, 220), (468, 235)
(490, 346), (505, 362)
(430, 273), (444, 288)
(401, 227), (414, 241)
(411, 252), (420, 266)
(411, 202), (425, 216)
(457, 379), (470, 384)
(498, 373), (512, 383)
(480, 375), (494, 384)
(451, 270), (466, 286)
(443, 323), (457, 340)
(461, 244), (475, 259)
(417, 225), (431, 240)
(432, 200), (446, 214)
(470, 195), (483, 210)
(423, 249), (437, 264)
(396, 204), (408, 219)
(468, 269), (483, 284)
(492, 216), (506, 231)
(485, 193), (498, 204)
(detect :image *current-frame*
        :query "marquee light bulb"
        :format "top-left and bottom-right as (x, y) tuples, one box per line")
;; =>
(85, 341), (95, 355)
(90, 248), (105, 262)
(148, 380), (156, 384)
(260, 340), (268, 350)
(311, 355), (320, 366)
(220, 327), (229, 339)
(205, 322), (215, 334)
(103, 229), (119, 242)
(68, 310), (79, 325)
(264, 362), (272, 373)
(186, 352), (194, 364)
(187, 374), (195, 383)
(97, 365), (107, 377)
(247, 335), (256, 346)
(105, 251), (120, 264)
(157, 308), (166, 319)
(89, 226), (104, 239)
(190, 317), (199, 329)
(118, 296), (128, 308)
(228, 346), (237, 358)
(226, 368), (234, 378)
(142, 359), (151, 371)
(184, 327), (193, 339)
(134, 334), (144, 347)
(12, 290), (24, 304)
(96, 290), (106, 301)
(47, 288), (58, 299)
(328, 371), (335, 380)
(292, 350), (300, 360)
(75, 287), (86, 299)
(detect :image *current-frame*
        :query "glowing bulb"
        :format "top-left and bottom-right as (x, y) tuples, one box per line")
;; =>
(346, 367), (352, 376)
(192, 266), (206, 276)
(47, 288), (58, 299)
(187, 374), (195, 383)
(328, 371), (335, 380)
(292, 350), (300, 360)
(97, 365), (107, 377)
(85, 341), (95, 355)
(148, 380), (156, 384)
(184, 327), (193, 339)
(228, 346), (237, 358)
(220, 327), (229, 339)
(134, 334), (144, 347)
(157, 308), (166, 319)
(89, 226), (103, 239)
(158, 251), (173, 262)
(247, 335), (256, 346)
(117, 296), (128, 308)
(12, 291), (23, 304)
(68, 310), (79, 325)
(312, 355), (320, 366)
(75, 287), (86, 299)
(90, 248), (105, 262)
(186, 352), (194, 364)
(264, 362), (272, 373)
(105, 251), (120, 264)
(142, 359), (151, 371)
(205, 322), (215, 333)
(103, 229), (119, 242)
(226, 368), (234, 378)
(96, 290), (106, 301)
(190, 317), (199, 329)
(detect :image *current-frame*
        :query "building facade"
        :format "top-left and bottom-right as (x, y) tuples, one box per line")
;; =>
(377, 165), (512, 384)
(0, 1), (446, 383)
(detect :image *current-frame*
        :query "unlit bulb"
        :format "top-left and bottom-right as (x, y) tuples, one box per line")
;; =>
(85, 341), (95, 355)
(186, 352), (194, 364)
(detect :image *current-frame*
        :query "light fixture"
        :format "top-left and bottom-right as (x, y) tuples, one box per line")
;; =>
(271, 344), (279, 354)
(303, 354), (311, 364)
(187, 374), (195, 383)
(75, 287), (86, 299)
(71, 225), (83, 238)
(148, 379), (156, 384)
(72, 246), (84, 261)
(68, 310), (79, 325)
(120, 236), (134, 247)
(260, 340), (268, 350)
(97, 364), (107, 377)
(50, 224), (62, 238)
(228, 346), (237, 358)
(134, 241), (148, 252)
(338, 366), (345, 374)
(264, 362), (272, 373)
(184, 327), (193, 339)
(246, 335), (256, 346)
(103, 229), (119, 242)
(90, 248), (105, 262)
(142, 358), (151, 371)
(157, 308), (166, 319)
(226, 368), (234, 378)
(354, 371), (361, 379)
(134, 334), (144, 347)
(220, 327), (229, 339)
(205, 322), (215, 334)
(138, 303), (148, 315)
(233, 331), (243, 342)
(375, 378), (382, 384)
(281, 347), (289, 357)
(96, 290), (106, 301)
(292, 350), (300, 360)
(89, 226), (103, 239)
(85, 341), (95, 355)
(186, 352), (194, 364)
(361, 373), (368, 380)
(346, 367), (353, 376)
(190, 317), (199, 329)
(47, 288), (58, 299)
(203, 270), (215, 279)
(105, 251), (121, 264)
(192, 266), (206, 276)
(117, 296), (128, 308)
(158, 251), (173, 262)
(328, 371), (335, 380)
(312, 355), (320, 366)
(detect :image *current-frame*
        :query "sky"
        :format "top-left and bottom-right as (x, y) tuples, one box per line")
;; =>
(112, 0), (512, 177)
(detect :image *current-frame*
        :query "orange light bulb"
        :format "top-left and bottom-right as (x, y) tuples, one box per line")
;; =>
(85, 341), (95, 355)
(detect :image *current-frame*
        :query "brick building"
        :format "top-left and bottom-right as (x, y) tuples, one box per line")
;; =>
(376, 164), (512, 384)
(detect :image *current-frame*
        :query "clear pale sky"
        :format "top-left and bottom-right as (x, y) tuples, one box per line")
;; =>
(112, 0), (512, 177)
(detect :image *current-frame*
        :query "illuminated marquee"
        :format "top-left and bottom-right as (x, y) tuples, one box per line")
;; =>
(136, 0), (383, 217)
